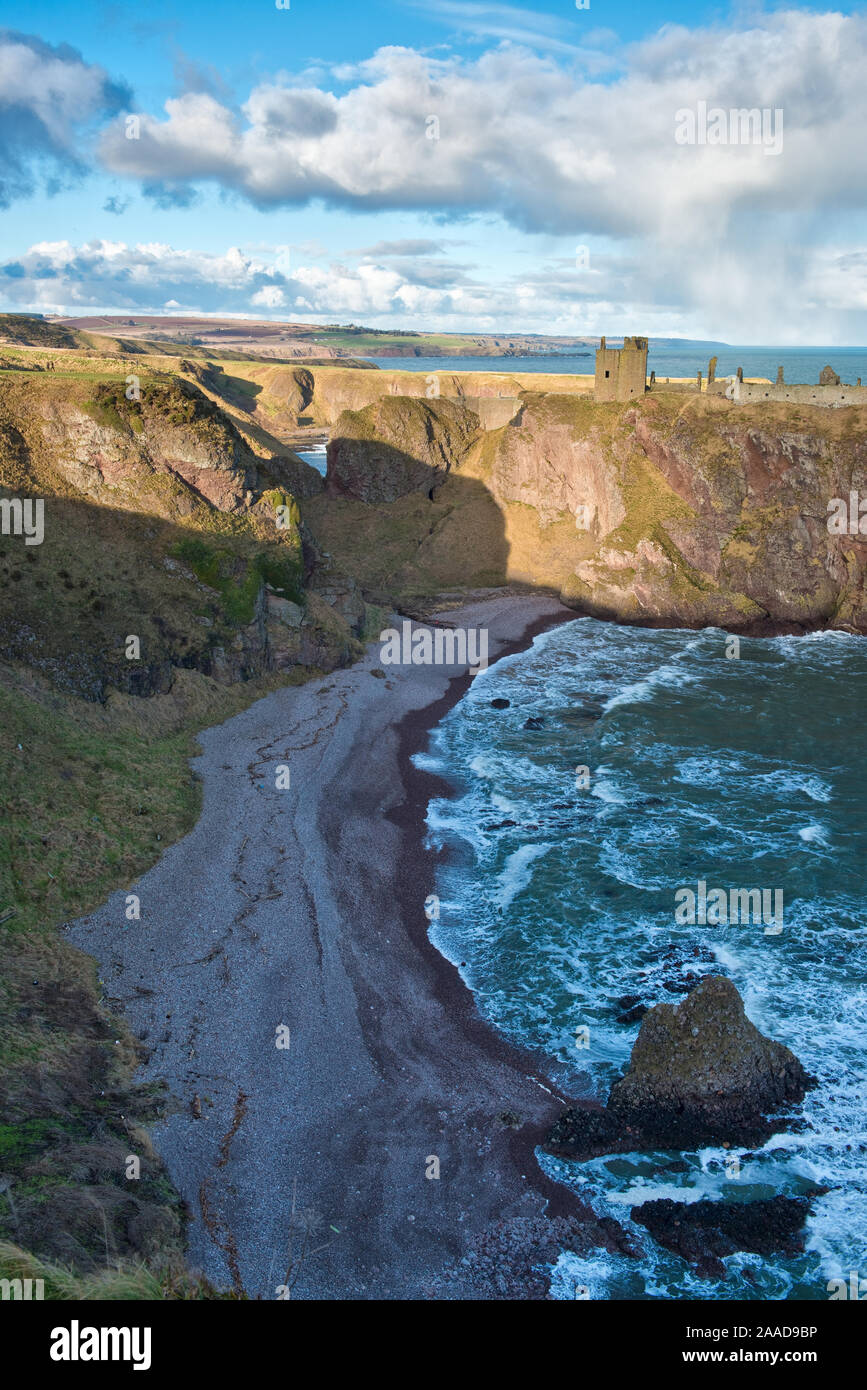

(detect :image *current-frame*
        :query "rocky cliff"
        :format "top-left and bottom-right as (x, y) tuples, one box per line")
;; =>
(326, 396), (480, 503)
(303, 387), (867, 632)
(0, 373), (362, 702)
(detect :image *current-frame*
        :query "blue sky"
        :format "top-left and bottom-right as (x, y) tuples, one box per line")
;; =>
(2, 1), (867, 340)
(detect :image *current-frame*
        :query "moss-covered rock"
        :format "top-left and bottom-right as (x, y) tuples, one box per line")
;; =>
(606, 976), (812, 1146)
(546, 976), (814, 1158)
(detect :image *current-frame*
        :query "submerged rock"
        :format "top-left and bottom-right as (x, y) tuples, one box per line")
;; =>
(547, 975), (813, 1158)
(631, 1195), (816, 1280)
(431, 1210), (638, 1300)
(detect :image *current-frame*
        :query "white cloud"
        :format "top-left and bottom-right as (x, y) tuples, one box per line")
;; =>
(90, 12), (867, 336)
(251, 285), (286, 308)
(6, 232), (867, 340)
(0, 235), (602, 327)
(0, 240), (291, 314)
(0, 29), (129, 205)
(99, 13), (867, 240)
(404, 0), (612, 60)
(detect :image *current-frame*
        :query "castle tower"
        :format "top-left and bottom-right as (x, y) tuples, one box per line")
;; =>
(595, 336), (648, 401)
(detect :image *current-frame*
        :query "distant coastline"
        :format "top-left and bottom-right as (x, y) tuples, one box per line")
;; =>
(362, 345), (867, 384)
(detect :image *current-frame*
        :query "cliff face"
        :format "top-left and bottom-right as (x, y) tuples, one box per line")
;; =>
(305, 388), (867, 632)
(0, 375), (361, 702)
(625, 405), (867, 629)
(33, 377), (323, 517)
(5, 363), (866, 704)
(237, 362), (592, 429)
(326, 396), (480, 503)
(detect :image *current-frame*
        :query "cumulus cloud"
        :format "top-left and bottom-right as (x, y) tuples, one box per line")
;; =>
(0, 29), (129, 206)
(91, 11), (867, 336)
(0, 241), (291, 315)
(5, 233), (866, 340)
(0, 236), (619, 329)
(99, 13), (867, 239)
(11, 229), (867, 340)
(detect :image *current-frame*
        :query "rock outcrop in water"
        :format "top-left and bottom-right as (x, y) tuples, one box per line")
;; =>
(631, 1195), (815, 1281)
(608, 976), (813, 1145)
(547, 976), (813, 1157)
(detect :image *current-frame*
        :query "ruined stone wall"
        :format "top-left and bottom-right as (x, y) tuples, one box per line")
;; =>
(594, 345), (623, 401)
(648, 381), (702, 395)
(707, 380), (867, 408)
(618, 337), (649, 399)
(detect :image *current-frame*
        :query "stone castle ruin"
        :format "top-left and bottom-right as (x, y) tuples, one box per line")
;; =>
(594, 336), (648, 401)
(594, 335), (867, 408)
(707, 361), (867, 407)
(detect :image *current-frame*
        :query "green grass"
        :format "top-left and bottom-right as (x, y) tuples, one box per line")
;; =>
(172, 531), (304, 621)
(81, 393), (133, 433)
(0, 1241), (240, 1300)
(0, 682), (200, 943)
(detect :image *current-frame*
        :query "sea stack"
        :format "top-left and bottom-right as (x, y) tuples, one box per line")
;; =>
(607, 975), (812, 1146)
(547, 975), (813, 1158)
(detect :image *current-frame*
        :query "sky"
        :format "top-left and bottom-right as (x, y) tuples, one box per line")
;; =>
(2, 0), (867, 342)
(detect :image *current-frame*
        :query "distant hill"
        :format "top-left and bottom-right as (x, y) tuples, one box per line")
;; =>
(0, 314), (82, 348)
(53, 314), (598, 360)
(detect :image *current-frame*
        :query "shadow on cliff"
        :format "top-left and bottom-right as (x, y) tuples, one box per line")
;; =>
(302, 438), (512, 601)
(0, 492), (301, 701)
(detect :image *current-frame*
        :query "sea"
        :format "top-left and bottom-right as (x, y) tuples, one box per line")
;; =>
(295, 442), (327, 475)
(417, 618), (867, 1300)
(362, 346), (867, 385)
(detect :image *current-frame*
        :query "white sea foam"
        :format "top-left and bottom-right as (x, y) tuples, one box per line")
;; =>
(752, 770), (832, 802)
(468, 753), (497, 780)
(603, 662), (697, 711)
(548, 1250), (619, 1301)
(495, 843), (553, 910)
(798, 823), (828, 844)
(410, 751), (445, 774)
(591, 779), (627, 805)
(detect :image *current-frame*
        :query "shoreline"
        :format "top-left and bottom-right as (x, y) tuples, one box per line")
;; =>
(67, 589), (607, 1300)
(389, 605), (586, 1224)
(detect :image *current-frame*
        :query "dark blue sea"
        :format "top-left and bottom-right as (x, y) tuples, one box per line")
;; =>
(417, 619), (867, 1300)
